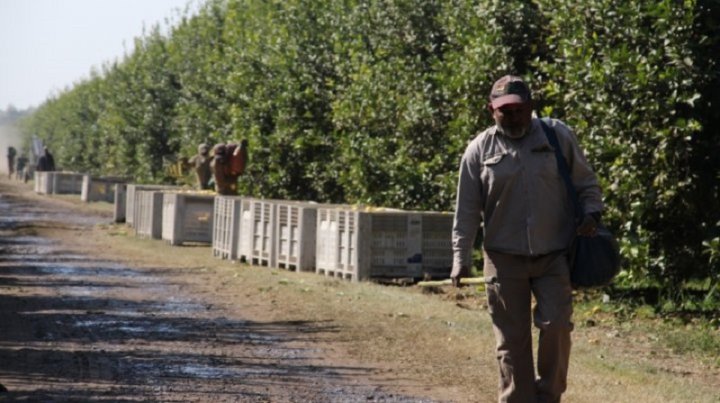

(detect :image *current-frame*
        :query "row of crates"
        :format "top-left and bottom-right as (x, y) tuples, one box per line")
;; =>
(33, 174), (455, 282)
(34, 171), (125, 203)
(211, 196), (454, 282)
(212, 198), (321, 271)
(32, 170), (455, 281)
(114, 185), (454, 282)
(125, 185), (215, 246)
(34, 171), (84, 195)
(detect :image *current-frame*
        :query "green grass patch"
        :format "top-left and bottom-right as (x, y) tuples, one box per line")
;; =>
(574, 287), (720, 368)
(662, 323), (720, 367)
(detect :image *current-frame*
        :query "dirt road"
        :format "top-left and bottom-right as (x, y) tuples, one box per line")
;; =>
(0, 181), (437, 402)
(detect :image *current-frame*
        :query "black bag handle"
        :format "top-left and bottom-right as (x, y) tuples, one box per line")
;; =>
(538, 119), (584, 223)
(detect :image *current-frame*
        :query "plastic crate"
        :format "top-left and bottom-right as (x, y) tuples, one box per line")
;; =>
(133, 190), (164, 239)
(113, 184), (127, 223)
(81, 175), (125, 203)
(212, 195), (244, 259)
(125, 184), (178, 227)
(275, 201), (321, 272)
(237, 198), (277, 267)
(237, 198), (254, 264)
(162, 192), (215, 246)
(417, 214), (454, 279)
(34, 171), (53, 194)
(315, 208), (453, 281)
(51, 172), (84, 194)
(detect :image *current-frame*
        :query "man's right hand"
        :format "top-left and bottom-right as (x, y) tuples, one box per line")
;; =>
(450, 265), (469, 288)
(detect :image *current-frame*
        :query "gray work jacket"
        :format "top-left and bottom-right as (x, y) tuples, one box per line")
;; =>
(452, 118), (604, 269)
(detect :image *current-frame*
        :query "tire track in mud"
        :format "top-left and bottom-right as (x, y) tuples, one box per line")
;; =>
(0, 190), (437, 402)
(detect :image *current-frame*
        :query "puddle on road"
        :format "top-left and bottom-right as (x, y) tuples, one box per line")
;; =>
(74, 319), (182, 335)
(0, 190), (203, 325)
(127, 354), (329, 380)
(0, 235), (53, 246)
(176, 363), (256, 378)
(0, 194), (105, 229)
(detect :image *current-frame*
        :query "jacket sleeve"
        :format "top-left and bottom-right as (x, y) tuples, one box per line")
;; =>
(551, 119), (604, 215)
(452, 139), (484, 270)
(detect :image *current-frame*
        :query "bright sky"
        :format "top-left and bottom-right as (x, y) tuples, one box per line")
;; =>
(0, 0), (197, 111)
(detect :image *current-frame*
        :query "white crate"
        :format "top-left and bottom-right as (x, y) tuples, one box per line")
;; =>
(237, 198), (277, 267)
(418, 214), (454, 278)
(34, 171), (53, 194)
(113, 184), (127, 223)
(315, 208), (453, 281)
(125, 184), (178, 227)
(237, 198), (255, 264)
(81, 175), (125, 203)
(133, 190), (164, 239)
(275, 201), (321, 272)
(51, 172), (84, 194)
(212, 195), (244, 259)
(162, 192), (215, 246)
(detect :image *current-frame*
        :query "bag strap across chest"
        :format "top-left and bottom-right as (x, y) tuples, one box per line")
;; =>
(539, 119), (583, 222)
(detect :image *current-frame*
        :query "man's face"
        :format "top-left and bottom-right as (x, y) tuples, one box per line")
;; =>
(489, 102), (533, 139)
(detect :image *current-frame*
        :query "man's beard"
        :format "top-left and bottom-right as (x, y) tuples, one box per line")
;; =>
(496, 123), (529, 139)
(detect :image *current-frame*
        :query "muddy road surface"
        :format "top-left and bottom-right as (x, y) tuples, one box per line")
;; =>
(0, 185), (437, 402)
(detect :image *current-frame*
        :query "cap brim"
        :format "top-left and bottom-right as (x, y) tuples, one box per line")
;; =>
(491, 95), (527, 109)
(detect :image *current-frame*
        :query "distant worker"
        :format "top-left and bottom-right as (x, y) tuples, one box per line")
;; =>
(15, 154), (28, 182)
(36, 147), (55, 172)
(6, 146), (16, 179)
(210, 139), (249, 195)
(188, 143), (213, 190)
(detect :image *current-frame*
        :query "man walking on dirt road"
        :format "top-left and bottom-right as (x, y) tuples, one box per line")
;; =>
(451, 75), (604, 402)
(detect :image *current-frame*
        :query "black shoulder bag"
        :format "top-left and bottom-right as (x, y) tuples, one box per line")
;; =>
(539, 119), (621, 288)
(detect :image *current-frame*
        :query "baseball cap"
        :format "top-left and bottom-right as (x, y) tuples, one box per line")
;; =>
(489, 75), (532, 109)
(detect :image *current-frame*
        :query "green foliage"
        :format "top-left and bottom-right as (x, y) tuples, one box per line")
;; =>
(532, 0), (720, 300)
(330, 0), (451, 208)
(17, 0), (720, 305)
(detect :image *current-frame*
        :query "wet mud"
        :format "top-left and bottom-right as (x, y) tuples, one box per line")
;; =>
(0, 189), (436, 402)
